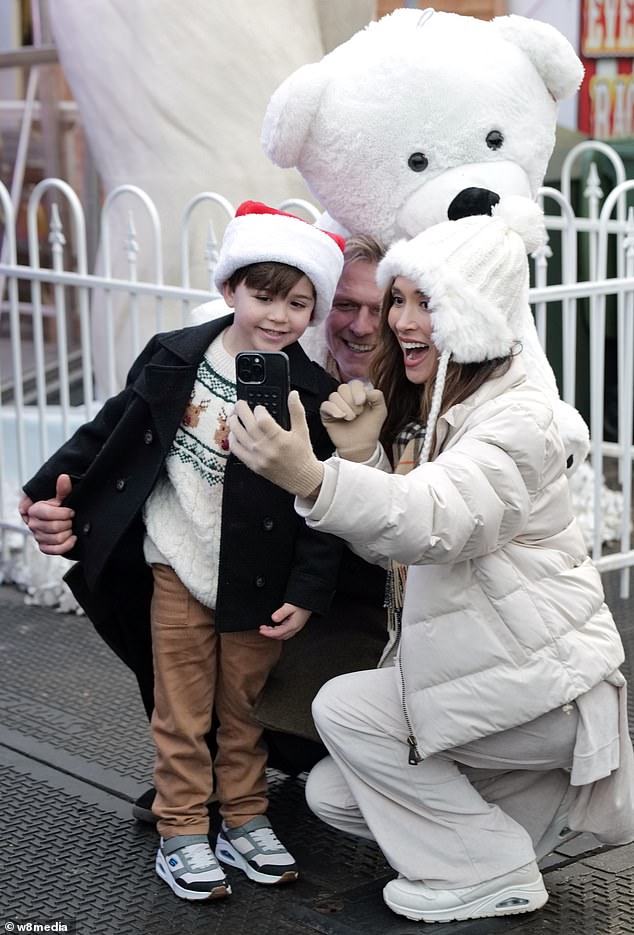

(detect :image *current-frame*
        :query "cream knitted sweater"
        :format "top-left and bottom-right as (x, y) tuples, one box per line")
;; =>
(143, 330), (235, 608)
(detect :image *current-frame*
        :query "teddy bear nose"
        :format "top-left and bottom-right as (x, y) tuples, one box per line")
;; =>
(448, 187), (500, 221)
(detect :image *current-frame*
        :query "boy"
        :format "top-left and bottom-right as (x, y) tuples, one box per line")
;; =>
(19, 201), (345, 901)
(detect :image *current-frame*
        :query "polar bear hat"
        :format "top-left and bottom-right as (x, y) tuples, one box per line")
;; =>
(262, 8), (583, 243)
(263, 8), (589, 471)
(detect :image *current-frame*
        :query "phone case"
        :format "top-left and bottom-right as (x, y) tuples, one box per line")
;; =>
(235, 350), (291, 429)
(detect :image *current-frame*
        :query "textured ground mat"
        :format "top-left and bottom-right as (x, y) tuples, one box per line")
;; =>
(1, 574), (634, 935)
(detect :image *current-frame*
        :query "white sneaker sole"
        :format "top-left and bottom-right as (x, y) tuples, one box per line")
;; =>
(383, 878), (548, 923)
(156, 849), (231, 901)
(215, 832), (299, 885)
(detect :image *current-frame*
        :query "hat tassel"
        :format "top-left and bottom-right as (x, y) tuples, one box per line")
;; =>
(420, 348), (451, 464)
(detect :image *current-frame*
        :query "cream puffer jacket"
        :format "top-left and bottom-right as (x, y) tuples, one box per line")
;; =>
(298, 356), (625, 757)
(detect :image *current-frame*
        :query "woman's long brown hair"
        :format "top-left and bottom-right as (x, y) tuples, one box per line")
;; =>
(369, 281), (515, 465)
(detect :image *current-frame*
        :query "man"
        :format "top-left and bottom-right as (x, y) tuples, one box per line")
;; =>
(301, 234), (386, 382)
(253, 232), (388, 772)
(324, 234), (386, 380)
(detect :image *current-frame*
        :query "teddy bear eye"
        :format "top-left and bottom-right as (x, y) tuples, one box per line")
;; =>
(486, 130), (504, 150)
(408, 152), (428, 172)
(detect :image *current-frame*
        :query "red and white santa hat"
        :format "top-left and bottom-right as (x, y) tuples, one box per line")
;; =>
(213, 200), (346, 325)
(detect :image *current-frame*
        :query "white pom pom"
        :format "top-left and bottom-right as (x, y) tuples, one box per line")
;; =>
(493, 195), (546, 254)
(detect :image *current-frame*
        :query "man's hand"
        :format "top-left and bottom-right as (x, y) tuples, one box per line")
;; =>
(20, 473), (77, 555)
(229, 391), (324, 498)
(320, 380), (387, 461)
(18, 493), (33, 526)
(260, 603), (311, 641)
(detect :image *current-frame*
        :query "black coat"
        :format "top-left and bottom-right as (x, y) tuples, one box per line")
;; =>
(23, 316), (342, 715)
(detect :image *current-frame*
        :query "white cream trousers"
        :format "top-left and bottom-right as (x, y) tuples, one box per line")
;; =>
(306, 666), (578, 888)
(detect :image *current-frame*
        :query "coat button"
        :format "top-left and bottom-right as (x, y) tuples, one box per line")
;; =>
(262, 517), (274, 531)
(143, 429), (154, 445)
(82, 521), (91, 535)
(255, 576), (266, 588)
(115, 478), (126, 491)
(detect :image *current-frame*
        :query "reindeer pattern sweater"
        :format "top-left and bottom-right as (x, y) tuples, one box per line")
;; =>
(143, 330), (235, 607)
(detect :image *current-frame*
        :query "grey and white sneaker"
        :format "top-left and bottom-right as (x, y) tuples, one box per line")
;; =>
(215, 816), (298, 884)
(156, 834), (231, 900)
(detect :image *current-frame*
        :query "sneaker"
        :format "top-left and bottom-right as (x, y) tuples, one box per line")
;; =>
(535, 785), (580, 861)
(383, 861), (548, 923)
(132, 787), (157, 825)
(215, 816), (298, 885)
(156, 834), (231, 901)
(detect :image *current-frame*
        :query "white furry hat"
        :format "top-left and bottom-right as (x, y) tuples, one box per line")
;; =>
(377, 195), (546, 363)
(213, 200), (346, 325)
(377, 196), (547, 463)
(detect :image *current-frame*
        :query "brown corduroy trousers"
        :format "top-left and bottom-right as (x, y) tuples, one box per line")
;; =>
(150, 564), (282, 839)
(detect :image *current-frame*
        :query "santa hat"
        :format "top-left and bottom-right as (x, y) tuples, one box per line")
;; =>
(377, 195), (546, 462)
(213, 201), (346, 325)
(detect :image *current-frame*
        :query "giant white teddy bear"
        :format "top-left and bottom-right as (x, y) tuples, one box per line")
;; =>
(262, 7), (590, 470)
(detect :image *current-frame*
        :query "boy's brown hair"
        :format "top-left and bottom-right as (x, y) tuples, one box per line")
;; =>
(227, 261), (315, 301)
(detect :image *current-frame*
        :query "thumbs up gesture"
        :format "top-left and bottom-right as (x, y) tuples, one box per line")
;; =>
(18, 473), (77, 555)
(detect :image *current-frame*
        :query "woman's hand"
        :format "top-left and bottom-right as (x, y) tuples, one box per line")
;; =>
(320, 380), (387, 461)
(229, 391), (324, 497)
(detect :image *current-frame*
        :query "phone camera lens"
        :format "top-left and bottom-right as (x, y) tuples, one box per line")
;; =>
(238, 354), (265, 383)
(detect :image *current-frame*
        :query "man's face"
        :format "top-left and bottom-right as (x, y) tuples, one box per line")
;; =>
(325, 260), (382, 381)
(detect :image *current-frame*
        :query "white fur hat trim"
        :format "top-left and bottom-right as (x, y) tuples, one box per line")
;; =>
(377, 196), (546, 363)
(213, 202), (345, 325)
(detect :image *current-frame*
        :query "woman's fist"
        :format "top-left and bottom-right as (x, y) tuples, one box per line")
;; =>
(320, 381), (387, 462)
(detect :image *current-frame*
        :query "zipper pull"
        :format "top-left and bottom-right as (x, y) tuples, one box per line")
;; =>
(407, 735), (422, 765)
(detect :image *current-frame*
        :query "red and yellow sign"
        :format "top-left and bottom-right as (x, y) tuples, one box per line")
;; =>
(579, 0), (634, 137)
(582, 0), (634, 56)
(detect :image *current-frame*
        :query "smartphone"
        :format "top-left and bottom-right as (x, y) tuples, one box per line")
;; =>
(235, 350), (291, 429)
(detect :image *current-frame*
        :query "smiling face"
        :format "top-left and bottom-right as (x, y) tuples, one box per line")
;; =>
(387, 276), (439, 384)
(325, 260), (383, 381)
(222, 275), (315, 356)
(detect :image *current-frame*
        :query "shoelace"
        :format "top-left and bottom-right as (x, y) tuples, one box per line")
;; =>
(248, 827), (284, 853)
(181, 842), (217, 870)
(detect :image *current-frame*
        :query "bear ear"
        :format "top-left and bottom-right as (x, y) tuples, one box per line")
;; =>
(493, 14), (584, 102)
(261, 61), (330, 168)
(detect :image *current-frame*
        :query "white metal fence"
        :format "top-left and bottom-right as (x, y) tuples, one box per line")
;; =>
(1, 141), (634, 596)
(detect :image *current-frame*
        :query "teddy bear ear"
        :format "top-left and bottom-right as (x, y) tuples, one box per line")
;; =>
(493, 14), (584, 102)
(261, 61), (330, 168)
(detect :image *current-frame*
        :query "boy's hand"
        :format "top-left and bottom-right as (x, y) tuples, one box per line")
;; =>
(229, 391), (324, 497)
(320, 381), (387, 461)
(260, 603), (311, 641)
(21, 473), (77, 555)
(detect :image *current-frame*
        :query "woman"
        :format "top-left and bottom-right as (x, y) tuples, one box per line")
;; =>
(228, 196), (634, 924)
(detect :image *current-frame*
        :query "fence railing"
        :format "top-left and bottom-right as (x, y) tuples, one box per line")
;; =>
(1, 141), (634, 599)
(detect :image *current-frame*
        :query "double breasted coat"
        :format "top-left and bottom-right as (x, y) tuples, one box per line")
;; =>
(23, 315), (342, 717)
